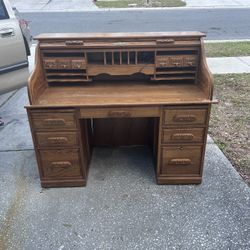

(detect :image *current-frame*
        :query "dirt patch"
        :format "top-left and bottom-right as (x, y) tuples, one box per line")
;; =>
(209, 74), (250, 184)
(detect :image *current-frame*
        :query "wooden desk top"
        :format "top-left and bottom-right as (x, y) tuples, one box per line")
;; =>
(35, 32), (205, 40)
(31, 82), (211, 108)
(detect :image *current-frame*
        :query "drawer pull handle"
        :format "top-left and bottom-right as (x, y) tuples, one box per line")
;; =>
(50, 161), (72, 169)
(156, 39), (175, 44)
(172, 133), (194, 141)
(170, 159), (192, 165)
(43, 119), (66, 126)
(65, 40), (84, 46)
(108, 111), (131, 117)
(49, 162), (72, 173)
(173, 115), (196, 122)
(48, 137), (68, 144)
(160, 62), (167, 67)
(173, 62), (181, 66)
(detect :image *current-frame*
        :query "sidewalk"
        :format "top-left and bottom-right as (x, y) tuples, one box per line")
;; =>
(186, 0), (250, 8)
(10, 0), (98, 12)
(0, 45), (250, 249)
(208, 56), (250, 74)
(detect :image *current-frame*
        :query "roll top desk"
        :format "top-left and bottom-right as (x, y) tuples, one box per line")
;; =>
(26, 32), (214, 187)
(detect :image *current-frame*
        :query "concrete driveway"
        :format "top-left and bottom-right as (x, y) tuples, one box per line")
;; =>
(0, 79), (250, 249)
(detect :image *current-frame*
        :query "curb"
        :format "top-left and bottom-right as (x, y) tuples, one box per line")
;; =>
(14, 6), (250, 13)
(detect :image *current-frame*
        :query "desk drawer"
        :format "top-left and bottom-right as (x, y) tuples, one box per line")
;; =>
(163, 107), (207, 126)
(160, 145), (202, 176)
(30, 111), (77, 130)
(39, 149), (82, 178)
(44, 58), (86, 69)
(80, 106), (160, 118)
(162, 128), (205, 144)
(36, 131), (78, 148)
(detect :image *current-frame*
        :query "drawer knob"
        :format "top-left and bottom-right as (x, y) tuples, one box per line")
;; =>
(173, 115), (196, 122)
(48, 137), (68, 144)
(108, 111), (131, 117)
(170, 159), (192, 165)
(43, 119), (66, 126)
(172, 133), (194, 141)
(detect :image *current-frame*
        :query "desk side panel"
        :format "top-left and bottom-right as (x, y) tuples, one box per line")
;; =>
(197, 38), (214, 100)
(27, 44), (47, 104)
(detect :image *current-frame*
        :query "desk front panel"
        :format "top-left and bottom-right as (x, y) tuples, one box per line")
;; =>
(79, 106), (161, 118)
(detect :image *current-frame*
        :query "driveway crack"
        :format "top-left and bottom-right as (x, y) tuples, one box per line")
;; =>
(0, 149), (34, 152)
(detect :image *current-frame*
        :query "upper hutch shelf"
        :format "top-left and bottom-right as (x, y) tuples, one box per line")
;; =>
(28, 32), (213, 106)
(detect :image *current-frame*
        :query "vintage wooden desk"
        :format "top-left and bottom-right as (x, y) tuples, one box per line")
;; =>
(26, 32), (214, 188)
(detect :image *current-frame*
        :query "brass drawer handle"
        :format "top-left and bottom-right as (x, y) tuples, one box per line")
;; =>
(47, 137), (68, 144)
(172, 133), (194, 141)
(43, 118), (66, 126)
(170, 159), (192, 165)
(50, 161), (72, 169)
(173, 115), (196, 122)
(187, 61), (195, 66)
(173, 62), (181, 66)
(65, 40), (84, 46)
(108, 111), (131, 117)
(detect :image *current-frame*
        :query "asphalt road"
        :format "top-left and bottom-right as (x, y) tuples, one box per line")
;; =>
(21, 8), (250, 40)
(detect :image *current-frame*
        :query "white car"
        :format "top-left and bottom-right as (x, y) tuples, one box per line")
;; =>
(0, 0), (31, 95)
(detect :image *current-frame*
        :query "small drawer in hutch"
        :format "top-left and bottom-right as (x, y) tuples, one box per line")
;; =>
(156, 55), (198, 68)
(39, 149), (82, 178)
(30, 111), (77, 130)
(160, 145), (203, 176)
(36, 131), (78, 148)
(163, 107), (207, 126)
(162, 128), (205, 144)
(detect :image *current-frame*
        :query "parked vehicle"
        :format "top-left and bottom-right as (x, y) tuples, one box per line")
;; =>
(0, 0), (31, 95)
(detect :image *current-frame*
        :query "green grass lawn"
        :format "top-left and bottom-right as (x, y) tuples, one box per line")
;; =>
(209, 74), (250, 185)
(95, 0), (186, 8)
(205, 42), (250, 57)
